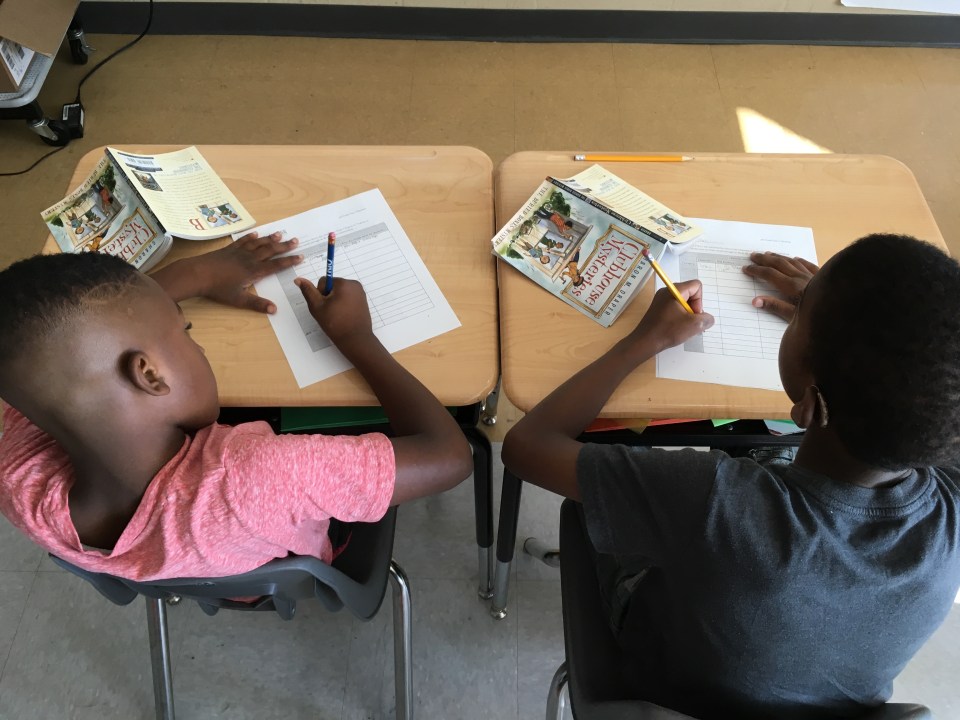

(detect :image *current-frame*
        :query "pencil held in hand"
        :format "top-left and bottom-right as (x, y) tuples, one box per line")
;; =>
(642, 247), (694, 314)
(323, 232), (336, 296)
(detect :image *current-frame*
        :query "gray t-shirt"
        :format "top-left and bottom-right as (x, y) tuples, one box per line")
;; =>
(577, 445), (960, 719)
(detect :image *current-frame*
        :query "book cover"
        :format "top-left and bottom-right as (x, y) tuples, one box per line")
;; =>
(106, 147), (255, 240)
(41, 146), (256, 272)
(492, 165), (702, 327)
(41, 156), (171, 272)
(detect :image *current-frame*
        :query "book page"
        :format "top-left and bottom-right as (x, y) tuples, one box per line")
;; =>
(491, 178), (666, 327)
(655, 218), (818, 391)
(107, 147), (254, 240)
(561, 165), (702, 245)
(40, 155), (171, 272)
(244, 189), (461, 388)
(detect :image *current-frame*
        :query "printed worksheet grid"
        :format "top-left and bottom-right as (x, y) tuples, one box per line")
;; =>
(279, 223), (435, 353)
(681, 253), (783, 360)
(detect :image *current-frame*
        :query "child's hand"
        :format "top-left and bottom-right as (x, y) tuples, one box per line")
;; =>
(742, 252), (819, 321)
(194, 232), (302, 313)
(295, 277), (375, 348)
(628, 280), (714, 355)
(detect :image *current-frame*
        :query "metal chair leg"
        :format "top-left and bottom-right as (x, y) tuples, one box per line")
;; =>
(546, 662), (569, 720)
(389, 561), (414, 720)
(491, 468), (523, 619)
(465, 427), (494, 599)
(145, 596), (176, 720)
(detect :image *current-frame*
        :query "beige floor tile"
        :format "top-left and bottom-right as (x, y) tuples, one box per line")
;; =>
(288, 81), (414, 145)
(221, 36), (418, 88)
(0, 224), (50, 269)
(515, 82), (624, 153)
(512, 43), (618, 87)
(711, 44), (815, 88)
(407, 83), (515, 161)
(718, 82), (847, 154)
(906, 46), (960, 91)
(810, 45), (925, 90)
(613, 42), (717, 88)
(116, 35), (224, 79)
(829, 82), (957, 161)
(412, 39), (517, 86)
(618, 79), (742, 154)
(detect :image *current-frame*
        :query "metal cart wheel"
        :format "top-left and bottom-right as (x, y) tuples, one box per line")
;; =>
(67, 20), (94, 65)
(27, 117), (71, 146)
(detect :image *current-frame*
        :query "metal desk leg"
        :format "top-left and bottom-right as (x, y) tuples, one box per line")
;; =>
(490, 468), (523, 619)
(464, 427), (494, 599)
(481, 376), (501, 426)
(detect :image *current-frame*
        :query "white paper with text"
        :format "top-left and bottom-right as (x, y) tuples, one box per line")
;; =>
(655, 218), (817, 391)
(244, 190), (460, 387)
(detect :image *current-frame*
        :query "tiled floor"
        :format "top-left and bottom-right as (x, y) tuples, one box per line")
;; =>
(2, 34), (960, 719)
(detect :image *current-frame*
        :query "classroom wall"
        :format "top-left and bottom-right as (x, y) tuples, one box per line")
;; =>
(95, 0), (930, 15)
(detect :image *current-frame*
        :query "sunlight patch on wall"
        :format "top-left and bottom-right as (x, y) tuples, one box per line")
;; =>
(736, 107), (833, 154)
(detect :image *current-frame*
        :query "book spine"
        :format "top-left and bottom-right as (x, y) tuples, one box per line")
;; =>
(106, 150), (168, 237)
(547, 177), (668, 246)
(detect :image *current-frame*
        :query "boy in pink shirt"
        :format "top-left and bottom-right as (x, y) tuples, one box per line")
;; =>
(0, 232), (472, 581)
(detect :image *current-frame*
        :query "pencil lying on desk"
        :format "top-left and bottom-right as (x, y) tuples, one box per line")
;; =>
(642, 247), (694, 314)
(322, 232), (336, 296)
(574, 154), (692, 162)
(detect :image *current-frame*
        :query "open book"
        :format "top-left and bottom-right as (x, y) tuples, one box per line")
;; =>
(492, 165), (701, 327)
(41, 146), (255, 272)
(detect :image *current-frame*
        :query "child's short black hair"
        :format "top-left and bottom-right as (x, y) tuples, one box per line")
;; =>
(809, 234), (960, 470)
(0, 253), (140, 371)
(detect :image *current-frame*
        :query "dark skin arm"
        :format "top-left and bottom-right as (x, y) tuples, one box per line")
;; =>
(296, 277), (473, 505)
(502, 281), (714, 500)
(150, 231), (302, 312)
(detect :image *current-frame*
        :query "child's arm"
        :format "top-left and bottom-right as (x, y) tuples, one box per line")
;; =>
(741, 251), (819, 321)
(502, 282), (713, 500)
(150, 231), (302, 312)
(296, 277), (473, 505)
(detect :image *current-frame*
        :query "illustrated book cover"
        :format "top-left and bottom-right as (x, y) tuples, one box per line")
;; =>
(41, 146), (254, 272)
(491, 164), (702, 327)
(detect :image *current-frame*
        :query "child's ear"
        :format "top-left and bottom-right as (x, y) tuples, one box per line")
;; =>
(122, 351), (171, 396)
(790, 385), (819, 429)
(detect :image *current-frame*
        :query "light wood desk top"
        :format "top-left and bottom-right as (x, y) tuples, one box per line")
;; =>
(496, 151), (946, 419)
(47, 145), (499, 408)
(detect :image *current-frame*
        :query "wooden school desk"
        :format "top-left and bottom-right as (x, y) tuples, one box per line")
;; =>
(45, 145), (501, 598)
(490, 151), (947, 617)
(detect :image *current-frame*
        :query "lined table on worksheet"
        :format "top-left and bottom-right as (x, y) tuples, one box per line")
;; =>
(280, 221), (437, 352)
(678, 251), (784, 361)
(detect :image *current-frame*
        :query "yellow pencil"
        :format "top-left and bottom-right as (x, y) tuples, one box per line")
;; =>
(574, 154), (692, 162)
(642, 247), (694, 314)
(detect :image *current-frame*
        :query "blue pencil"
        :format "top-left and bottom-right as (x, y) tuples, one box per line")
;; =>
(322, 232), (336, 295)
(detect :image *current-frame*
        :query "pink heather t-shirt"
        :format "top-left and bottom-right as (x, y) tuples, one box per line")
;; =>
(0, 403), (396, 581)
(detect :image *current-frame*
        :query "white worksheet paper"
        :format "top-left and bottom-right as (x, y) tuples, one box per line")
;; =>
(243, 189), (460, 387)
(655, 218), (818, 392)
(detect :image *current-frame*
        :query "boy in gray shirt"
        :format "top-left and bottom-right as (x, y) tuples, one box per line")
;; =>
(503, 234), (960, 718)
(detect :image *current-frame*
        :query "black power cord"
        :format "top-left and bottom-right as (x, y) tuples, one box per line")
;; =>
(0, 0), (154, 178)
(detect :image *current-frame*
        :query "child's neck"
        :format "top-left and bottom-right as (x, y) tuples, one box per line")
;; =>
(794, 428), (910, 489)
(61, 423), (187, 549)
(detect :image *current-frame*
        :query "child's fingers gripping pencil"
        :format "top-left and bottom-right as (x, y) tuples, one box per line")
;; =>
(642, 247), (694, 314)
(323, 232), (336, 296)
